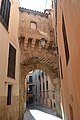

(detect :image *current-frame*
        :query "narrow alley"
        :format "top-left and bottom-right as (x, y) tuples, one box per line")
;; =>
(24, 105), (62, 120)
(0, 0), (80, 120)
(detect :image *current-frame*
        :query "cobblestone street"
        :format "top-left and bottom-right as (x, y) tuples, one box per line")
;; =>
(24, 106), (62, 120)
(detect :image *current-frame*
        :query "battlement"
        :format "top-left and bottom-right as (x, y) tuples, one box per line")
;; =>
(19, 7), (48, 18)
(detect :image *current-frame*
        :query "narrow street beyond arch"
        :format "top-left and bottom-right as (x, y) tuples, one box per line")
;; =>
(24, 106), (62, 120)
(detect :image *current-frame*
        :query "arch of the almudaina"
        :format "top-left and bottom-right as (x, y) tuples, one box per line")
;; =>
(19, 39), (61, 119)
(19, 8), (61, 119)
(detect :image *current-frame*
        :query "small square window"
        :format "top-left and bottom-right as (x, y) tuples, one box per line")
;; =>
(30, 22), (37, 29)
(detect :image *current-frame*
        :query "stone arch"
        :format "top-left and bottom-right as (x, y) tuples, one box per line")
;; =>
(19, 55), (61, 119)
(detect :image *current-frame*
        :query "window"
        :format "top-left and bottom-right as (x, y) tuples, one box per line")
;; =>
(29, 85), (33, 93)
(50, 100), (52, 108)
(46, 81), (48, 90)
(30, 21), (37, 29)
(43, 82), (45, 90)
(38, 75), (41, 81)
(60, 57), (63, 79)
(62, 13), (70, 65)
(0, 0), (11, 30)
(40, 84), (41, 92)
(7, 85), (12, 105)
(53, 94), (55, 99)
(54, 103), (56, 107)
(7, 44), (16, 79)
(42, 72), (44, 79)
(29, 76), (33, 83)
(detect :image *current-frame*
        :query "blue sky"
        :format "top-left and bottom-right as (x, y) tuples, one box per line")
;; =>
(19, 0), (50, 12)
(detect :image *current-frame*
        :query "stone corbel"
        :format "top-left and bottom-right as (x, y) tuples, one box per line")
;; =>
(31, 38), (36, 51)
(24, 38), (28, 50)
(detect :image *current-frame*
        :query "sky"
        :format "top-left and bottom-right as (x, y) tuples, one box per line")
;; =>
(19, 0), (50, 12)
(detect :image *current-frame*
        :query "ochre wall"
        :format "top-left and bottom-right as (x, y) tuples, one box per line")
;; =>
(57, 0), (80, 120)
(0, 0), (20, 119)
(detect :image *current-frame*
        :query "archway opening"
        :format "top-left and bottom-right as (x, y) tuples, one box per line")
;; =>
(20, 66), (62, 120)
(26, 69), (56, 110)
(19, 53), (62, 120)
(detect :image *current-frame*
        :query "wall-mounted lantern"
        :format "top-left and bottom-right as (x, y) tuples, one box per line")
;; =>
(39, 38), (47, 48)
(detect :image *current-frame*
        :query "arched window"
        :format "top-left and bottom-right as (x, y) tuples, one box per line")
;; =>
(30, 21), (37, 29)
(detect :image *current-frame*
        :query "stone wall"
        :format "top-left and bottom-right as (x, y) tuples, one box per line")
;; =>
(18, 7), (61, 119)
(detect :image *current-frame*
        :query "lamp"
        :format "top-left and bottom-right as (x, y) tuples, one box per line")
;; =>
(40, 38), (58, 54)
(39, 38), (47, 48)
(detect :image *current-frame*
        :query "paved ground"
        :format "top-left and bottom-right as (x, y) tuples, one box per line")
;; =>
(24, 105), (62, 120)
(24, 108), (35, 120)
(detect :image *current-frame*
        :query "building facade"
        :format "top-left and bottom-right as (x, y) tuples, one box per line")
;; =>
(26, 71), (35, 105)
(26, 70), (57, 112)
(0, 0), (20, 119)
(57, 0), (80, 120)
(39, 70), (56, 111)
